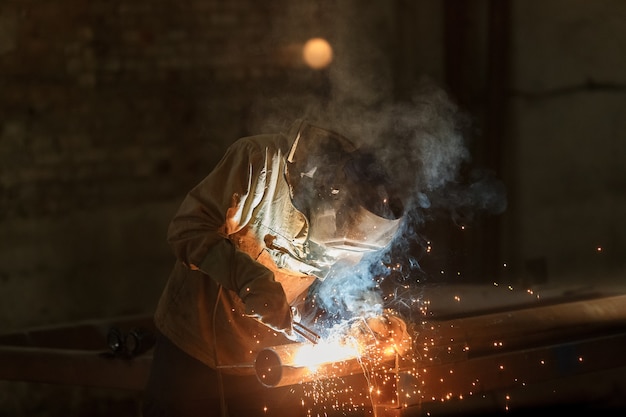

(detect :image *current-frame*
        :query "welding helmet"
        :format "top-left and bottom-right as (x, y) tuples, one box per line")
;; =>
(285, 120), (404, 265)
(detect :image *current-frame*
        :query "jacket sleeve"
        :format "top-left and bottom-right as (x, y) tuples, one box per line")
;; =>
(166, 138), (278, 297)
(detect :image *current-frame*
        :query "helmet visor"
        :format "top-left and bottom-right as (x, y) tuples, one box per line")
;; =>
(309, 203), (403, 254)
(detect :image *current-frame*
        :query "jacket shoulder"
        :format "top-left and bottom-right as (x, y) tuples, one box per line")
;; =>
(230, 133), (291, 156)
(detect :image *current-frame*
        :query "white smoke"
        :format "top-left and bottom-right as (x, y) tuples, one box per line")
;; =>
(303, 81), (508, 321)
(252, 3), (507, 323)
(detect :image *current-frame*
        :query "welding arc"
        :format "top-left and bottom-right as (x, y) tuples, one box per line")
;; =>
(254, 342), (397, 388)
(255, 342), (361, 388)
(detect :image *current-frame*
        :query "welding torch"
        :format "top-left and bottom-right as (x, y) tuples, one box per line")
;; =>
(290, 306), (320, 344)
(292, 321), (320, 344)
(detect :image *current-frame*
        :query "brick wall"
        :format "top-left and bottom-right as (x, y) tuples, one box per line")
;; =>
(0, 0), (342, 332)
(0, 1), (352, 413)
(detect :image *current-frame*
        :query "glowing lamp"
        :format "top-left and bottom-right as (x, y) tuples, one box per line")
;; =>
(302, 37), (333, 69)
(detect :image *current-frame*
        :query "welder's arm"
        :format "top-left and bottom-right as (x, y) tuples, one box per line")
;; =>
(166, 138), (292, 335)
(199, 239), (293, 335)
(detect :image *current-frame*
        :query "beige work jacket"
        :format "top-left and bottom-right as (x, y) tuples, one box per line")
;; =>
(154, 129), (319, 375)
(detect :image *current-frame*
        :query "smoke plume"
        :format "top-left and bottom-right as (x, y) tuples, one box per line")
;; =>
(253, 2), (507, 323)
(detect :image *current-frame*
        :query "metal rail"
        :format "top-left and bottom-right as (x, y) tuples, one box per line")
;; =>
(1, 294), (626, 415)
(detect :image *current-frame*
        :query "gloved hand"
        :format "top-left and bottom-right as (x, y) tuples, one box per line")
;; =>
(240, 278), (294, 338)
(365, 313), (412, 356)
(347, 312), (412, 356)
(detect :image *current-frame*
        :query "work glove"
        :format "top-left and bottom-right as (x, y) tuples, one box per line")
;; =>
(365, 313), (412, 356)
(240, 277), (294, 339)
(348, 312), (412, 357)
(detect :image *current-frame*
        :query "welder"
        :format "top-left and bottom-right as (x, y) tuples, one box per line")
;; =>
(142, 119), (405, 417)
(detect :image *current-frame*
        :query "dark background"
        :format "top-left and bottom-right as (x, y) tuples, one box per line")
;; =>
(1, 0), (625, 415)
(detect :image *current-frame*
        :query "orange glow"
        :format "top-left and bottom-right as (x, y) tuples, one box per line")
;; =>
(302, 37), (333, 69)
(292, 340), (359, 372)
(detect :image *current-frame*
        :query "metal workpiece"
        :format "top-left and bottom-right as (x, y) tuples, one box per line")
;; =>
(255, 342), (358, 388)
(397, 293), (626, 413)
(254, 293), (626, 415)
(386, 293), (626, 415)
(0, 314), (155, 390)
(2, 292), (626, 415)
(254, 341), (399, 389)
(0, 345), (152, 390)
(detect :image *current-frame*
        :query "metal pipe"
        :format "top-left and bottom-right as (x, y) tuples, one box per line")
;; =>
(0, 345), (151, 390)
(254, 341), (397, 388)
(292, 321), (320, 344)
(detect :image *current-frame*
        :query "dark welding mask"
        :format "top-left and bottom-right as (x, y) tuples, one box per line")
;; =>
(285, 120), (404, 270)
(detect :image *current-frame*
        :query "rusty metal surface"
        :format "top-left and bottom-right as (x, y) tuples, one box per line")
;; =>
(390, 332), (626, 415)
(266, 292), (626, 415)
(380, 293), (626, 415)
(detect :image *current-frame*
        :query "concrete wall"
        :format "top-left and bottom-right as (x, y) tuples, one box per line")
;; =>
(0, 0), (329, 332)
(505, 0), (626, 284)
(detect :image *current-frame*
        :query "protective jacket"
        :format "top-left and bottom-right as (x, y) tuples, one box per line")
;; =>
(154, 122), (325, 375)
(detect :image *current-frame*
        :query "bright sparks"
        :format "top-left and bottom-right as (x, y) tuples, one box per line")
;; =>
(292, 340), (360, 372)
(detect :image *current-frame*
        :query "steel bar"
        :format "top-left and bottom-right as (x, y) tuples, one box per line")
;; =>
(254, 342), (397, 388)
(2, 293), (626, 417)
(0, 345), (152, 390)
